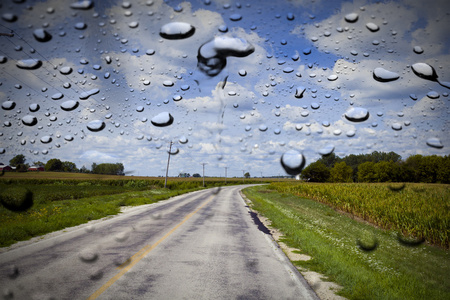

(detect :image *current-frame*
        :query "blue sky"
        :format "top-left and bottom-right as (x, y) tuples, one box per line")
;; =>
(0, 0), (449, 177)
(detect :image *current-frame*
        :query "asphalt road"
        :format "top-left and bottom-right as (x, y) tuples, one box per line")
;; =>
(0, 185), (318, 299)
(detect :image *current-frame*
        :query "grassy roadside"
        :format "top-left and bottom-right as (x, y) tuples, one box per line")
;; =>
(242, 185), (450, 300)
(0, 187), (200, 248)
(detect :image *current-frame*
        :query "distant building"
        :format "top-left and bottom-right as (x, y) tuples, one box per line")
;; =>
(0, 165), (13, 172)
(178, 173), (190, 177)
(28, 165), (45, 171)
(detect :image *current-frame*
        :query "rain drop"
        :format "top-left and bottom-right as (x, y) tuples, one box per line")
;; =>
(280, 150), (305, 176)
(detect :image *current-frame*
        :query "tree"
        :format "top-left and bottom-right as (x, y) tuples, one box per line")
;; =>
(329, 161), (353, 182)
(317, 153), (341, 168)
(244, 172), (250, 178)
(45, 158), (63, 171)
(373, 161), (399, 182)
(10, 154), (26, 167)
(62, 161), (78, 173)
(300, 161), (330, 182)
(192, 173), (201, 177)
(33, 161), (46, 167)
(357, 161), (376, 182)
(80, 165), (90, 173)
(91, 162), (124, 175)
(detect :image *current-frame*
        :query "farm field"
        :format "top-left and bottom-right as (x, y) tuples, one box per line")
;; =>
(0, 172), (270, 248)
(242, 183), (449, 300)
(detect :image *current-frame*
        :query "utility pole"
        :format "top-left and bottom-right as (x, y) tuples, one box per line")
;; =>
(242, 170), (245, 183)
(164, 141), (173, 188)
(224, 167), (228, 184)
(201, 163), (207, 187)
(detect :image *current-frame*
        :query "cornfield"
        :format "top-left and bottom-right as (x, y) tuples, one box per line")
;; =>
(269, 182), (449, 248)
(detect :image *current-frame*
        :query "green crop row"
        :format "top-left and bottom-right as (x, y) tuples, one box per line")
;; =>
(268, 182), (449, 248)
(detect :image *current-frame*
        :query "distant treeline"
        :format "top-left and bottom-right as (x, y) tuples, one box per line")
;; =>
(90, 163), (124, 175)
(301, 151), (449, 183)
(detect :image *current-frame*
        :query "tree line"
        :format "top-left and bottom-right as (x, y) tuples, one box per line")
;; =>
(300, 151), (449, 183)
(4, 154), (124, 175)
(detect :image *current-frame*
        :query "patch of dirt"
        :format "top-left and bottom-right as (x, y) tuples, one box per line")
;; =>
(241, 191), (347, 300)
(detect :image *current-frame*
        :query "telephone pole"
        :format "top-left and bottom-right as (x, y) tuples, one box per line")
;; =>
(224, 167), (228, 184)
(242, 170), (245, 183)
(164, 141), (173, 188)
(201, 163), (207, 187)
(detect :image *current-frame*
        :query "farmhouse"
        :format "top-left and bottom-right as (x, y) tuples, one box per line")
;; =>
(28, 165), (45, 171)
(0, 165), (13, 172)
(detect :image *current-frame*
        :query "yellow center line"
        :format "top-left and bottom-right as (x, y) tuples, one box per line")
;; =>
(87, 195), (213, 300)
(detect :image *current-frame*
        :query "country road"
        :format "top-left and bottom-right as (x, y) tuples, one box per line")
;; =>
(0, 185), (318, 299)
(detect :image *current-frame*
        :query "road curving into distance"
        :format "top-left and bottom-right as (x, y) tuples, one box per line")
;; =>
(0, 185), (318, 299)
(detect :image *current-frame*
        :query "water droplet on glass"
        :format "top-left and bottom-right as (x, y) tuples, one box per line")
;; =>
(163, 80), (174, 87)
(373, 67), (399, 82)
(283, 67), (294, 73)
(33, 28), (52, 42)
(426, 137), (443, 149)
(151, 112), (173, 127)
(197, 36), (255, 76)
(280, 150), (305, 176)
(2, 101), (16, 110)
(366, 22), (379, 32)
(344, 107), (369, 122)
(64, 135), (74, 141)
(179, 136), (188, 144)
(411, 62), (439, 82)
(345, 13), (358, 23)
(295, 86), (306, 98)
(391, 122), (402, 131)
(60, 66), (73, 75)
(60, 100), (79, 111)
(229, 14), (242, 21)
(78, 249), (99, 263)
(426, 91), (439, 99)
(75, 22), (87, 30)
(79, 88), (99, 100)
(16, 59), (42, 70)
(22, 115), (37, 126)
(51, 93), (64, 100)
(40, 136), (52, 143)
(0, 188), (33, 212)
(29, 103), (39, 112)
(327, 74), (338, 81)
(413, 46), (424, 54)
(70, 0), (94, 10)
(319, 144), (335, 156)
(160, 22), (195, 39)
(87, 120), (106, 132)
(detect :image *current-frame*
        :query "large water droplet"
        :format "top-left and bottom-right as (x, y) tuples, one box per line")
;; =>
(60, 66), (73, 75)
(151, 112), (173, 127)
(160, 22), (195, 40)
(280, 150), (305, 176)
(345, 13), (358, 23)
(16, 59), (42, 70)
(40, 136), (52, 143)
(22, 115), (37, 126)
(319, 144), (335, 156)
(197, 36), (255, 76)
(87, 120), (106, 132)
(51, 93), (64, 100)
(2, 101), (16, 110)
(33, 28), (52, 42)
(373, 67), (399, 82)
(29, 103), (40, 112)
(60, 100), (79, 111)
(70, 0), (94, 10)
(411, 62), (438, 81)
(426, 137), (443, 149)
(366, 22), (379, 32)
(79, 88), (100, 100)
(295, 86), (306, 98)
(344, 107), (369, 122)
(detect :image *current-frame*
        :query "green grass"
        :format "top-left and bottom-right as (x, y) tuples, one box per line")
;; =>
(0, 184), (201, 248)
(242, 185), (450, 300)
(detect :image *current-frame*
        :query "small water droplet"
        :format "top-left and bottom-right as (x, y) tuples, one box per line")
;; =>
(22, 115), (38, 126)
(345, 13), (358, 23)
(16, 59), (42, 70)
(319, 144), (335, 156)
(366, 22), (379, 32)
(2, 101), (16, 110)
(60, 100), (79, 111)
(33, 28), (52, 42)
(60, 66), (73, 75)
(391, 122), (402, 131)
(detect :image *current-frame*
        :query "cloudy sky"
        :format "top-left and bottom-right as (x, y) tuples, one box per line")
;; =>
(0, 0), (448, 177)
